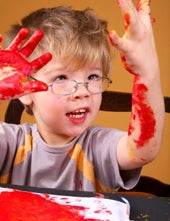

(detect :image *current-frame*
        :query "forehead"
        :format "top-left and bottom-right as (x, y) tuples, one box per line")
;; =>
(34, 56), (103, 79)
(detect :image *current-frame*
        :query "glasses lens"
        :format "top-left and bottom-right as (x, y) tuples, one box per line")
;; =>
(88, 77), (111, 94)
(52, 80), (76, 95)
(51, 78), (111, 95)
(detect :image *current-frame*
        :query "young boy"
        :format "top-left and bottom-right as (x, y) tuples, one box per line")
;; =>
(0, 0), (164, 192)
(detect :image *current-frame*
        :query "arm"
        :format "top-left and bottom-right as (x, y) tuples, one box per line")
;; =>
(0, 28), (52, 100)
(109, 0), (165, 169)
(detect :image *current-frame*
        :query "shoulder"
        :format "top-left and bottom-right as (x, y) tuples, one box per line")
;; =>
(85, 125), (126, 139)
(78, 125), (126, 147)
(0, 122), (35, 139)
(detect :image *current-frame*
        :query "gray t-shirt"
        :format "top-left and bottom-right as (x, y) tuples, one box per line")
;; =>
(0, 123), (141, 192)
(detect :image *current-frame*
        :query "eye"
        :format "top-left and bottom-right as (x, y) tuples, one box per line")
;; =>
(54, 75), (67, 81)
(88, 74), (102, 81)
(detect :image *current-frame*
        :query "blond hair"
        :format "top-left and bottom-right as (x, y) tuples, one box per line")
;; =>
(6, 6), (112, 77)
(5, 6), (113, 115)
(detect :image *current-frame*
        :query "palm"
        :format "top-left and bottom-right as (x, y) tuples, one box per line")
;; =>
(109, 0), (156, 76)
(0, 28), (52, 100)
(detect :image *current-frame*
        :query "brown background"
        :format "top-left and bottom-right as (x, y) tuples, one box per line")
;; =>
(0, 0), (169, 184)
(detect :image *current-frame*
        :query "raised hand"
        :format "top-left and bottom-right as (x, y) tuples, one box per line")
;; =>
(0, 28), (52, 100)
(111, 1), (165, 169)
(109, 0), (158, 149)
(109, 0), (158, 76)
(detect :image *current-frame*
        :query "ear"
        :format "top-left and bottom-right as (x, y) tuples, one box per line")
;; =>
(19, 94), (33, 106)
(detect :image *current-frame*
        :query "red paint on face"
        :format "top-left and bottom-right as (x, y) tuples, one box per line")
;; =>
(0, 190), (98, 220)
(128, 76), (156, 148)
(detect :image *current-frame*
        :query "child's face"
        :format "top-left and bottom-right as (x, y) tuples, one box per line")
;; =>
(29, 58), (102, 145)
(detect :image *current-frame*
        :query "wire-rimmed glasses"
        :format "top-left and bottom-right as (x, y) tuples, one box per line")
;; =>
(30, 76), (112, 95)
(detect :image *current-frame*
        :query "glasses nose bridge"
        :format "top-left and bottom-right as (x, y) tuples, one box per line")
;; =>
(73, 81), (90, 94)
(75, 81), (89, 90)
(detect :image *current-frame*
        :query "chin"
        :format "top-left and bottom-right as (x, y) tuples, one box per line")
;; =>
(67, 126), (88, 137)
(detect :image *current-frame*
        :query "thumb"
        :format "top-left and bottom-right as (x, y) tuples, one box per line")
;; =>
(22, 80), (48, 93)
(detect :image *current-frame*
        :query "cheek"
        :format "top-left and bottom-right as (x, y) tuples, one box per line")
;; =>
(93, 95), (102, 114)
(97, 95), (102, 110)
(47, 100), (65, 116)
(31, 92), (64, 115)
(32, 95), (66, 127)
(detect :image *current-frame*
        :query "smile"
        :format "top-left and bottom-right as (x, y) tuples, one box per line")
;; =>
(66, 108), (89, 124)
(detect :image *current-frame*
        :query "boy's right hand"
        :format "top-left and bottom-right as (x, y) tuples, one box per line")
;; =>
(0, 28), (52, 100)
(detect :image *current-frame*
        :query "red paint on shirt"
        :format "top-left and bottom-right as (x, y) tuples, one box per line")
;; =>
(0, 190), (98, 220)
(128, 76), (156, 148)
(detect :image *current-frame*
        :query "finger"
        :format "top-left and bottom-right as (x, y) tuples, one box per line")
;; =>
(137, 0), (150, 13)
(23, 80), (48, 93)
(109, 30), (125, 51)
(0, 72), (48, 100)
(117, 0), (137, 14)
(0, 35), (2, 43)
(19, 30), (44, 57)
(8, 28), (29, 51)
(0, 74), (25, 100)
(30, 52), (52, 73)
(117, 0), (138, 30)
(117, 0), (133, 11)
(137, 0), (155, 23)
(0, 35), (3, 50)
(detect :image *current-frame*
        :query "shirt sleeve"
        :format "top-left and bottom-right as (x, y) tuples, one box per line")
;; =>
(0, 123), (32, 182)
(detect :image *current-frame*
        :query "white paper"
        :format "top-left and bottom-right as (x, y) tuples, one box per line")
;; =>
(0, 187), (131, 220)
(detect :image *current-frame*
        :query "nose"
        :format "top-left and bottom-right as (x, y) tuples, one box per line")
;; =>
(71, 82), (90, 100)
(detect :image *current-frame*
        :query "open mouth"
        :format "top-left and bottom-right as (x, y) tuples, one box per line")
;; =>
(66, 108), (89, 123)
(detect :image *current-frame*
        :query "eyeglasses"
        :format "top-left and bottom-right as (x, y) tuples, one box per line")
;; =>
(30, 76), (112, 96)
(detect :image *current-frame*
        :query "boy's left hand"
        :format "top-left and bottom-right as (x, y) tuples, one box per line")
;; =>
(109, 0), (158, 76)
(111, 1), (165, 169)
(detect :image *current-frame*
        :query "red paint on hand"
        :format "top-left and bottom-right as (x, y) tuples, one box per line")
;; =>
(0, 28), (52, 100)
(120, 54), (137, 75)
(0, 73), (48, 100)
(124, 13), (131, 30)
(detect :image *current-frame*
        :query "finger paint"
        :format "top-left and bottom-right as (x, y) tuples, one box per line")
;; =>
(120, 54), (137, 75)
(0, 73), (47, 100)
(0, 51), (32, 76)
(0, 28), (52, 100)
(137, 0), (150, 11)
(128, 76), (156, 148)
(124, 13), (131, 30)
(19, 29), (44, 57)
(8, 28), (29, 52)
(0, 190), (93, 220)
